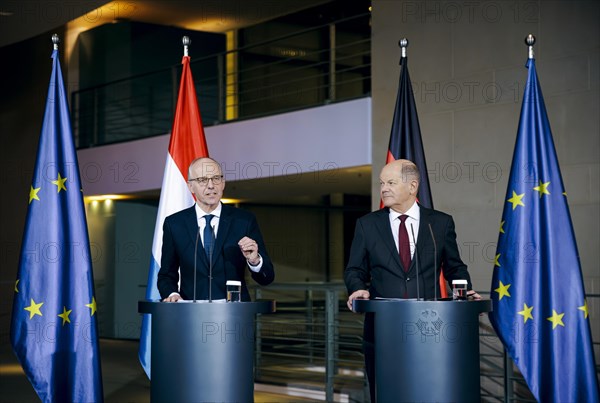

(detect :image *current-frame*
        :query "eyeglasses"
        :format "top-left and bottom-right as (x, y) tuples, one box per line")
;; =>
(188, 175), (224, 185)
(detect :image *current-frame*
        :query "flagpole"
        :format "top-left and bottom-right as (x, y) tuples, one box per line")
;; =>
(183, 35), (190, 57)
(52, 33), (59, 50)
(525, 34), (535, 59)
(399, 37), (407, 61)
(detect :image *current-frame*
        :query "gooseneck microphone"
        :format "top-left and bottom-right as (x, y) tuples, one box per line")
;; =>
(208, 224), (215, 303)
(193, 228), (200, 303)
(410, 223), (420, 301)
(428, 223), (438, 301)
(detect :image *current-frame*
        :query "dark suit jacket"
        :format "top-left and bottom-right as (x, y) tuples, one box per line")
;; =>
(345, 204), (473, 401)
(157, 204), (275, 301)
(344, 205), (472, 301)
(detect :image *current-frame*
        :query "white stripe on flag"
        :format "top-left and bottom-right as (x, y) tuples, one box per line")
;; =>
(139, 152), (194, 378)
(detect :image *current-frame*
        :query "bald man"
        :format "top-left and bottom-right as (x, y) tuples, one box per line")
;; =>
(158, 157), (274, 302)
(344, 159), (479, 402)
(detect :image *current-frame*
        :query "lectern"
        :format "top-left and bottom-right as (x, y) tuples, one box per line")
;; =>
(353, 299), (492, 403)
(139, 300), (275, 403)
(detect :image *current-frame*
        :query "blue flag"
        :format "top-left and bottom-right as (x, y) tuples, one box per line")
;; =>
(10, 48), (104, 402)
(489, 58), (599, 402)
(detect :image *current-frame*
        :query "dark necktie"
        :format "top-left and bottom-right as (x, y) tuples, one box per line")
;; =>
(203, 214), (214, 258)
(399, 214), (411, 272)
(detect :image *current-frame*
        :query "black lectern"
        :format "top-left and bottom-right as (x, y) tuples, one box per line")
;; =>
(353, 299), (492, 403)
(139, 300), (275, 403)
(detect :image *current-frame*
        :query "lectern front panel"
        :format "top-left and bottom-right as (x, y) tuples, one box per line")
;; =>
(139, 301), (275, 403)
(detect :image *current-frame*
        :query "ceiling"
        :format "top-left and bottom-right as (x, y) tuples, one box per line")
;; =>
(0, 0), (332, 48)
(224, 165), (372, 205)
(131, 165), (372, 206)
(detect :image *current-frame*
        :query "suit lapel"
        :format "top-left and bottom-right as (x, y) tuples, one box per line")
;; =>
(183, 206), (200, 244)
(416, 205), (432, 263)
(181, 206), (209, 269)
(212, 204), (232, 265)
(374, 209), (403, 271)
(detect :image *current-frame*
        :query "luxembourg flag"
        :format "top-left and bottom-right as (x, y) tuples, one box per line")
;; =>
(138, 54), (209, 378)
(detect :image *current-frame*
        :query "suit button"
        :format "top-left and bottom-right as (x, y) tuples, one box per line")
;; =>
(406, 277), (410, 281)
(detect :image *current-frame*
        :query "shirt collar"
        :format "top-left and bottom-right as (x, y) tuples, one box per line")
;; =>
(195, 202), (222, 221)
(389, 201), (420, 221)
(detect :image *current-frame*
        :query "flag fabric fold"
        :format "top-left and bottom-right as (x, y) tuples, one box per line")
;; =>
(386, 56), (433, 208)
(138, 55), (209, 378)
(10, 49), (104, 402)
(386, 55), (447, 297)
(489, 58), (599, 402)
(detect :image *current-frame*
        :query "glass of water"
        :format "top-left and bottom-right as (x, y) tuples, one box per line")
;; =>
(226, 280), (241, 302)
(452, 279), (468, 301)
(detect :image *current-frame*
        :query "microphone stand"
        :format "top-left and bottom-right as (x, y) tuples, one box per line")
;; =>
(410, 223), (420, 301)
(193, 228), (200, 303)
(208, 225), (215, 303)
(428, 223), (438, 301)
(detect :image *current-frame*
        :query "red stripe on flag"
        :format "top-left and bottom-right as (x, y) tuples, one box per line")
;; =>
(386, 150), (396, 164)
(169, 56), (209, 178)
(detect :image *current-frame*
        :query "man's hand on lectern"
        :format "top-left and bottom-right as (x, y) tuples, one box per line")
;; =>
(467, 290), (482, 300)
(163, 293), (182, 302)
(347, 290), (370, 312)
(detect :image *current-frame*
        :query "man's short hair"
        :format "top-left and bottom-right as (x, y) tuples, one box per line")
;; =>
(401, 162), (420, 183)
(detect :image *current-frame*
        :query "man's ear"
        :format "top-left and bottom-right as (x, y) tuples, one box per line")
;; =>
(410, 179), (419, 194)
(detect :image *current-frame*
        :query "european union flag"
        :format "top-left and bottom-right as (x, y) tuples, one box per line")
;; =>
(10, 43), (104, 402)
(489, 57), (599, 402)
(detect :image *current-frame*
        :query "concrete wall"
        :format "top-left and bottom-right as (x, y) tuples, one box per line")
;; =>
(371, 0), (599, 328)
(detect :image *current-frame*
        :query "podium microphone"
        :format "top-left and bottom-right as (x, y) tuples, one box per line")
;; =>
(208, 224), (215, 303)
(193, 228), (200, 303)
(428, 223), (438, 301)
(410, 223), (420, 301)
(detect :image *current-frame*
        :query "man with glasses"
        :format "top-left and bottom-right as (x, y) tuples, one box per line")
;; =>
(158, 157), (275, 302)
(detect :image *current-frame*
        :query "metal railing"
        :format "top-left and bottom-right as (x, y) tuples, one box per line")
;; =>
(251, 283), (599, 402)
(253, 283), (366, 402)
(71, 13), (371, 149)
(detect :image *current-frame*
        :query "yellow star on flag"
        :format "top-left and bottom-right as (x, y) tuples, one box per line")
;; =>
(499, 220), (505, 234)
(518, 303), (534, 323)
(58, 306), (72, 325)
(24, 299), (43, 319)
(547, 309), (565, 329)
(533, 180), (550, 198)
(495, 281), (511, 300)
(578, 300), (589, 319)
(494, 254), (501, 268)
(86, 297), (97, 316)
(507, 191), (525, 210)
(51, 173), (67, 193)
(15, 279), (19, 293)
(29, 186), (41, 204)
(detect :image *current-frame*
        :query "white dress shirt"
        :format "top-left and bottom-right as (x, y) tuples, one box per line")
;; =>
(388, 201), (420, 259)
(195, 203), (221, 245)
(194, 202), (262, 272)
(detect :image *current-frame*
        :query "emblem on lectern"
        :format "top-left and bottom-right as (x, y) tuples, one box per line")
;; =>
(416, 309), (443, 336)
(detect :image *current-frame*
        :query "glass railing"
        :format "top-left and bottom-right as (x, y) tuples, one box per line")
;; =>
(250, 284), (599, 402)
(71, 13), (371, 149)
